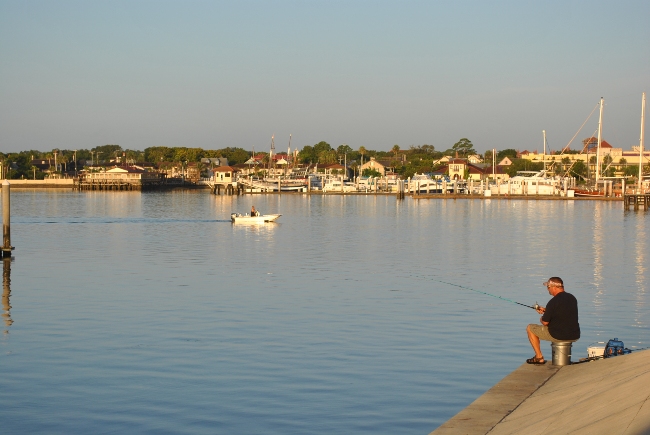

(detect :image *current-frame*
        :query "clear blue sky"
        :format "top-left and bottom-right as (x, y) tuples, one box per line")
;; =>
(1, 0), (648, 154)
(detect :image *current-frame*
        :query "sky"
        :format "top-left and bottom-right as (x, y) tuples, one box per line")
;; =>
(1, 0), (648, 155)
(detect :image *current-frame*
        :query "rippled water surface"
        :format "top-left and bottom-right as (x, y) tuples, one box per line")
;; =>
(1, 190), (648, 434)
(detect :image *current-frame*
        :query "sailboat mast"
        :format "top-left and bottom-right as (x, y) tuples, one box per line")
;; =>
(288, 134), (292, 168)
(596, 97), (604, 183)
(270, 135), (275, 174)
(640, 92), (646, 191)
(543, 130), (546, 173)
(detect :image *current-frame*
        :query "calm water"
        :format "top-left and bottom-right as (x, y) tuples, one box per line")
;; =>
(1, 190), (648, 434)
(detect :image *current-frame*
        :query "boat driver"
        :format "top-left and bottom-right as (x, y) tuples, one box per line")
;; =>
(525, 277), (580, 364)
(251, 206), (258, 217)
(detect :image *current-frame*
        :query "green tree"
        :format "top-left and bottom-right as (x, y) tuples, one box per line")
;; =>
(221, 147), (250, 165)
(362, 168), (381, 177)
(144, 147), (175, 162)
(624, 165), (640, 176)
(504, 159), (543, 177)
(570, 160), (588, 180)
(313, 141), (332, 155)
(318, 149), (337, 164)
(337, 144), (353, 157)
(93, 144), (123, 159)
(451, 138), (476, 157)
(299, 145), (317, 164)
(358, 146), (367, 165)
(391, 144), (400, 157)
(497, 149), (518, 160)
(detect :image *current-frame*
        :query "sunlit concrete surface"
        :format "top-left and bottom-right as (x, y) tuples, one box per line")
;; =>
(431, 349), (650, 435)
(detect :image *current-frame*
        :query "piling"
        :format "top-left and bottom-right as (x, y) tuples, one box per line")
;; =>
(2, 256), (12, 328)
(2, 181), (14, 258)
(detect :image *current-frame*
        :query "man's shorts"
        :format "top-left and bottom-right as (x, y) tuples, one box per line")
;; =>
(528, 324), (557, 342)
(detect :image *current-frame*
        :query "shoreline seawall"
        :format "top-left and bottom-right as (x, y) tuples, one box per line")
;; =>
(0, 182), (632, 202)
(0, 179), (75, 188)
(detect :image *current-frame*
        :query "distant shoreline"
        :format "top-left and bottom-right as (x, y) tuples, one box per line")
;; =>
(0, 181), (628, 201)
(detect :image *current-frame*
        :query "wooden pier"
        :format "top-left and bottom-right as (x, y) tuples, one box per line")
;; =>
(624, 194), (650, 210)
(74, 178), (163, 191)
(208, 182), (244, 195)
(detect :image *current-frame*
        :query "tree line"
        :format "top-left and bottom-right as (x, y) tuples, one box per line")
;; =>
(3, 138), (641, 180)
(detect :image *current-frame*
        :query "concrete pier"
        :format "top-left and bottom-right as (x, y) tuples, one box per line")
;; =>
(432, 349), (650, 434)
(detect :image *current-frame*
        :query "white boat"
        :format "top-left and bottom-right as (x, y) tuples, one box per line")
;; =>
(409, 173), (461, 193)
(491, 170), (562, 195)
(411, 174), (443, 193)
(231, 212), (281, 223)
(322, 179), (357, 193)
(263, 177), (308, 191)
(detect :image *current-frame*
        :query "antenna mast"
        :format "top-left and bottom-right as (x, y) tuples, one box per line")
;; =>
(637, 93), (646, 191)
(270, 135), (275, 174)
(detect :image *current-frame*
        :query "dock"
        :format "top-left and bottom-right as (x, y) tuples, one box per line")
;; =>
(412, 194), (623, 201)
(624, 194), (650, 210)
(431, 349), (650, 434)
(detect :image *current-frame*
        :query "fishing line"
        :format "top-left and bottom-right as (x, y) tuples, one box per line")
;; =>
(435, 279), (539, 310)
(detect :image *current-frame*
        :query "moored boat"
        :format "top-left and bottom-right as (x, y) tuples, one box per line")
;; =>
(411, 173), (445, 193)
(491, 170), (563, 195)
(573, 188), (605, 197)
(322, 179), (357, 192)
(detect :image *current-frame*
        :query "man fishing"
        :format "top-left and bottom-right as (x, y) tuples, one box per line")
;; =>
(526, 277), (580, 364)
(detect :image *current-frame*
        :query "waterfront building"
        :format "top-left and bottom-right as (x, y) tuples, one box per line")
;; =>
(498, 156), (513, 166)
(359, 157), (387, 176)
(520, 141), (650, 177)
(211, 166), (239, 183)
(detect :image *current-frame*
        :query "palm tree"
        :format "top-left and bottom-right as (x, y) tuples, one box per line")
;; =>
(358, 146), (367, 175)
(392, 144), (400, 158)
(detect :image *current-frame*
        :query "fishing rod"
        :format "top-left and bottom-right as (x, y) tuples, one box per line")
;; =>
(436, 280), (540, 311)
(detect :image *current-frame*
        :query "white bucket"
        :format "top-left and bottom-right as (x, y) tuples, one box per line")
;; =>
(588, 346), (605, 358)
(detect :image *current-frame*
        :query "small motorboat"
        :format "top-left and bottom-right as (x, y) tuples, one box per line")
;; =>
(231, 212), (281, 223)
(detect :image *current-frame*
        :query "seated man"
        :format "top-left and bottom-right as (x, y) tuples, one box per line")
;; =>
(526, 277), (580, 364)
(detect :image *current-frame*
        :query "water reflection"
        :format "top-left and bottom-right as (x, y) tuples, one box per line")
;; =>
(591, 205), (605, 335)
(633, 214), (647, 341)
(2, 257), (12, 334)
(231, 222), (280, 238)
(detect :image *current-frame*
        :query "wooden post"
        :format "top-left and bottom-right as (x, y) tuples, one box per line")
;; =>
(2, 181), (14, 258)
